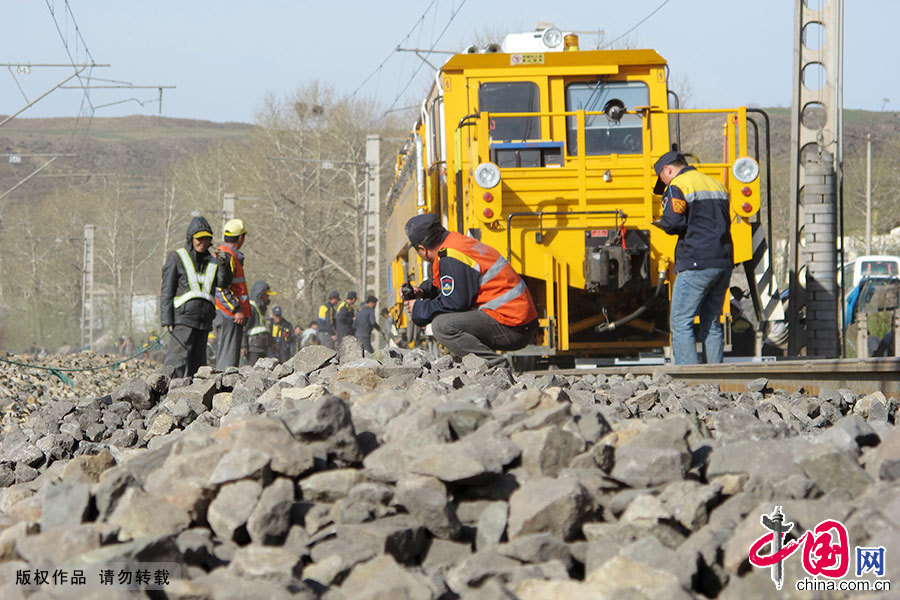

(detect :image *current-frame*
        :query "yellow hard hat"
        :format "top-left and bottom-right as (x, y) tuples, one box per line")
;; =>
(224, 218), (246, 237)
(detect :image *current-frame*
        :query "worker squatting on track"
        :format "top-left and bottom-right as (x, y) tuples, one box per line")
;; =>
(401, 213), (539, 367)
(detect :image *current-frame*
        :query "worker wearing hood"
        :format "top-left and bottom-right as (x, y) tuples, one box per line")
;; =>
(160, 216), (232, 377)
(243, 280), (275, 366)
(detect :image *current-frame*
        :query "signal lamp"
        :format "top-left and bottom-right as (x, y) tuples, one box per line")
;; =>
(541, 28), (563, 49)
(483, 192), (494, 202)
(474, 162), (501, 189)
(483, 208), (494, 218)
(732, 157), (760, 183)
(741, 187), (752, 197)
(742, 202), (753, 212)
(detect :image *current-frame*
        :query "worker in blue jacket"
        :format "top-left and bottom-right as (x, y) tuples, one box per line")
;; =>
(652, 150), (733, 365)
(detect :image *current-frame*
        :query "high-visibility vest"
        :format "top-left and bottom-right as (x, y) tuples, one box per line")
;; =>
(173, 248), (218, 308)
(434, 231), (538, 327)
(215, 244), (251, 317)
(248, 300), (268, 336)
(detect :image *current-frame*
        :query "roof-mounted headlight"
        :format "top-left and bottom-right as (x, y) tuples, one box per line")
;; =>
(474, 162), (501, 189)
(732, 157), (760, 183)
(541, 28), (563, 49)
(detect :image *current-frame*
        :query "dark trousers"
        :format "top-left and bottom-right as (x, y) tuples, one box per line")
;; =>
(164, 325), (209, 378)
(431, 311), (537, 363)
(215, 315), (244, 371)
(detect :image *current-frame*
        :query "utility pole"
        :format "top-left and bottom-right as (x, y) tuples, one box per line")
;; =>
(222, 193), (235, 237)
(81, 224), (95, 350)
(362, 135), (382, 298)
(866, 134), (872, 254)
(787, 0), (844, 357)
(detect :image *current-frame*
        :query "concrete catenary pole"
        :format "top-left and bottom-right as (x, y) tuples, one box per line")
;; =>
(866, 134), (872, 254)
(803, 153), (839, 356)
(362, 135), (382, 299)
(787, 0), (843, 356)
(81, 224), (95, 351)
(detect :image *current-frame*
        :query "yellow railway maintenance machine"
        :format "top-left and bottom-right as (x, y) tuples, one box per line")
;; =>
(385, 29), (765, 365)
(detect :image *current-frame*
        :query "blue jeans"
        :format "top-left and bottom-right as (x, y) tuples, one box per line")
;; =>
(670, 266), (732, 364)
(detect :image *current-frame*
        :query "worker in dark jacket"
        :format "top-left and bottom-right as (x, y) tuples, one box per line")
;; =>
(652, 150), (734, 365)
(403, 214), (538, 366)
(243, 280), (275, 366)
(160, 216), (231, 377)
(317, 290), (340, 349)
(335, 290), (357, 345)
(353, 295), (381, 353)
(269, 306), (294, 363)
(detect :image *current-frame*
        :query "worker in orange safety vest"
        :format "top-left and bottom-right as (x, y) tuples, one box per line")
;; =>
(214, 218), (251, 370)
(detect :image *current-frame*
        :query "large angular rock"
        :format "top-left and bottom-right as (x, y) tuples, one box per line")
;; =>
(396, 475), (461, 539)
(214, 416), (315, 478)
(444, 550), (520, 595)
(610, 418), (692, 487)
(476, 501), (508, 551)
(511, 426), (584, 477)
(41, 481), (91, 530)
(408, 442), (501, 485)
(507, 476), (592, 541)
(229, 544), (304, 585)
(288, 345), (336, 375)
(166, 377), (218, 410)
(339, 555), (433, 600)
(112, 378), (154, 410)
(247, 478), (294, 545)
(281, 395), (361, 465)
(208, 447), (271, 485)
(797, 442), (873, 498)
(336, 515), (428, 564)
(144, 443), (228, 519)
(107, 487), (191, 541)
(300, 468), (364, 503)
(207, 479), (262, 542)
(498, 532), (573, 571)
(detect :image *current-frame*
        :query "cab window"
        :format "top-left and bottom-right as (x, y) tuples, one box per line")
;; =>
(479, 82), (540, 141)
(565, 81), (648, 155)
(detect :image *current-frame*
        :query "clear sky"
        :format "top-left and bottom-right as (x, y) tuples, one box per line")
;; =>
(2, 1), (897, 124)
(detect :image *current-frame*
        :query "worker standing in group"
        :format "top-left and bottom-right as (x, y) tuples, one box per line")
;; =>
(402, 214), (538, 366)
(160, 216), (231, 378)
(300, 321), (319, 348)
(651, 151), (733, 365)
(335, 290), (357, 345)
(353, 295), (382, 353)
(214, 219), (251, 370)
(317, 290), (340, 349)
(269, 306), (294, 363)
(244, 280), (275, 366)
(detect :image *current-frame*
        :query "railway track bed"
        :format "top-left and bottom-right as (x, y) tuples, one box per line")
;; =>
(544, 357), (900, 398)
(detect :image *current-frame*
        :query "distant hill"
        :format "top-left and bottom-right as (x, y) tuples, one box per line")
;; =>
(0, 115), (255, 203)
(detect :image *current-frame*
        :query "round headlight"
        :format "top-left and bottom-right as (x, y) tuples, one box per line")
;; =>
(474, 162), (501, 189)
(541, 28), (563, 49)
(732, 157), (760, 183)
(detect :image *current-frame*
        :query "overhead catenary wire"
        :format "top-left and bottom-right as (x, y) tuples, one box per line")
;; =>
(381, 0), (468, 119)
(44, 0), (98, 144)
(349, 0), (440, 98)
(599, 0), (672, 49)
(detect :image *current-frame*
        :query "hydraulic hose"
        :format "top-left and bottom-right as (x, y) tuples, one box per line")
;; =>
(596, 268), (668, 334)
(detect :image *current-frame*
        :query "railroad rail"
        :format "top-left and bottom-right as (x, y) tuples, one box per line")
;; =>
(547, 357), (900, 398)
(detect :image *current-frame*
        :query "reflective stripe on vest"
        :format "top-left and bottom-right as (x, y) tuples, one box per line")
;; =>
(215, 243), (251, 317)
(173, 248), (217, 308)
(434, 232), (537, 327)
(248, 300), (268, 336)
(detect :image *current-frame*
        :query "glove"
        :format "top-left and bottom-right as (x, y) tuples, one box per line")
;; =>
(164, 325), (174, 333)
